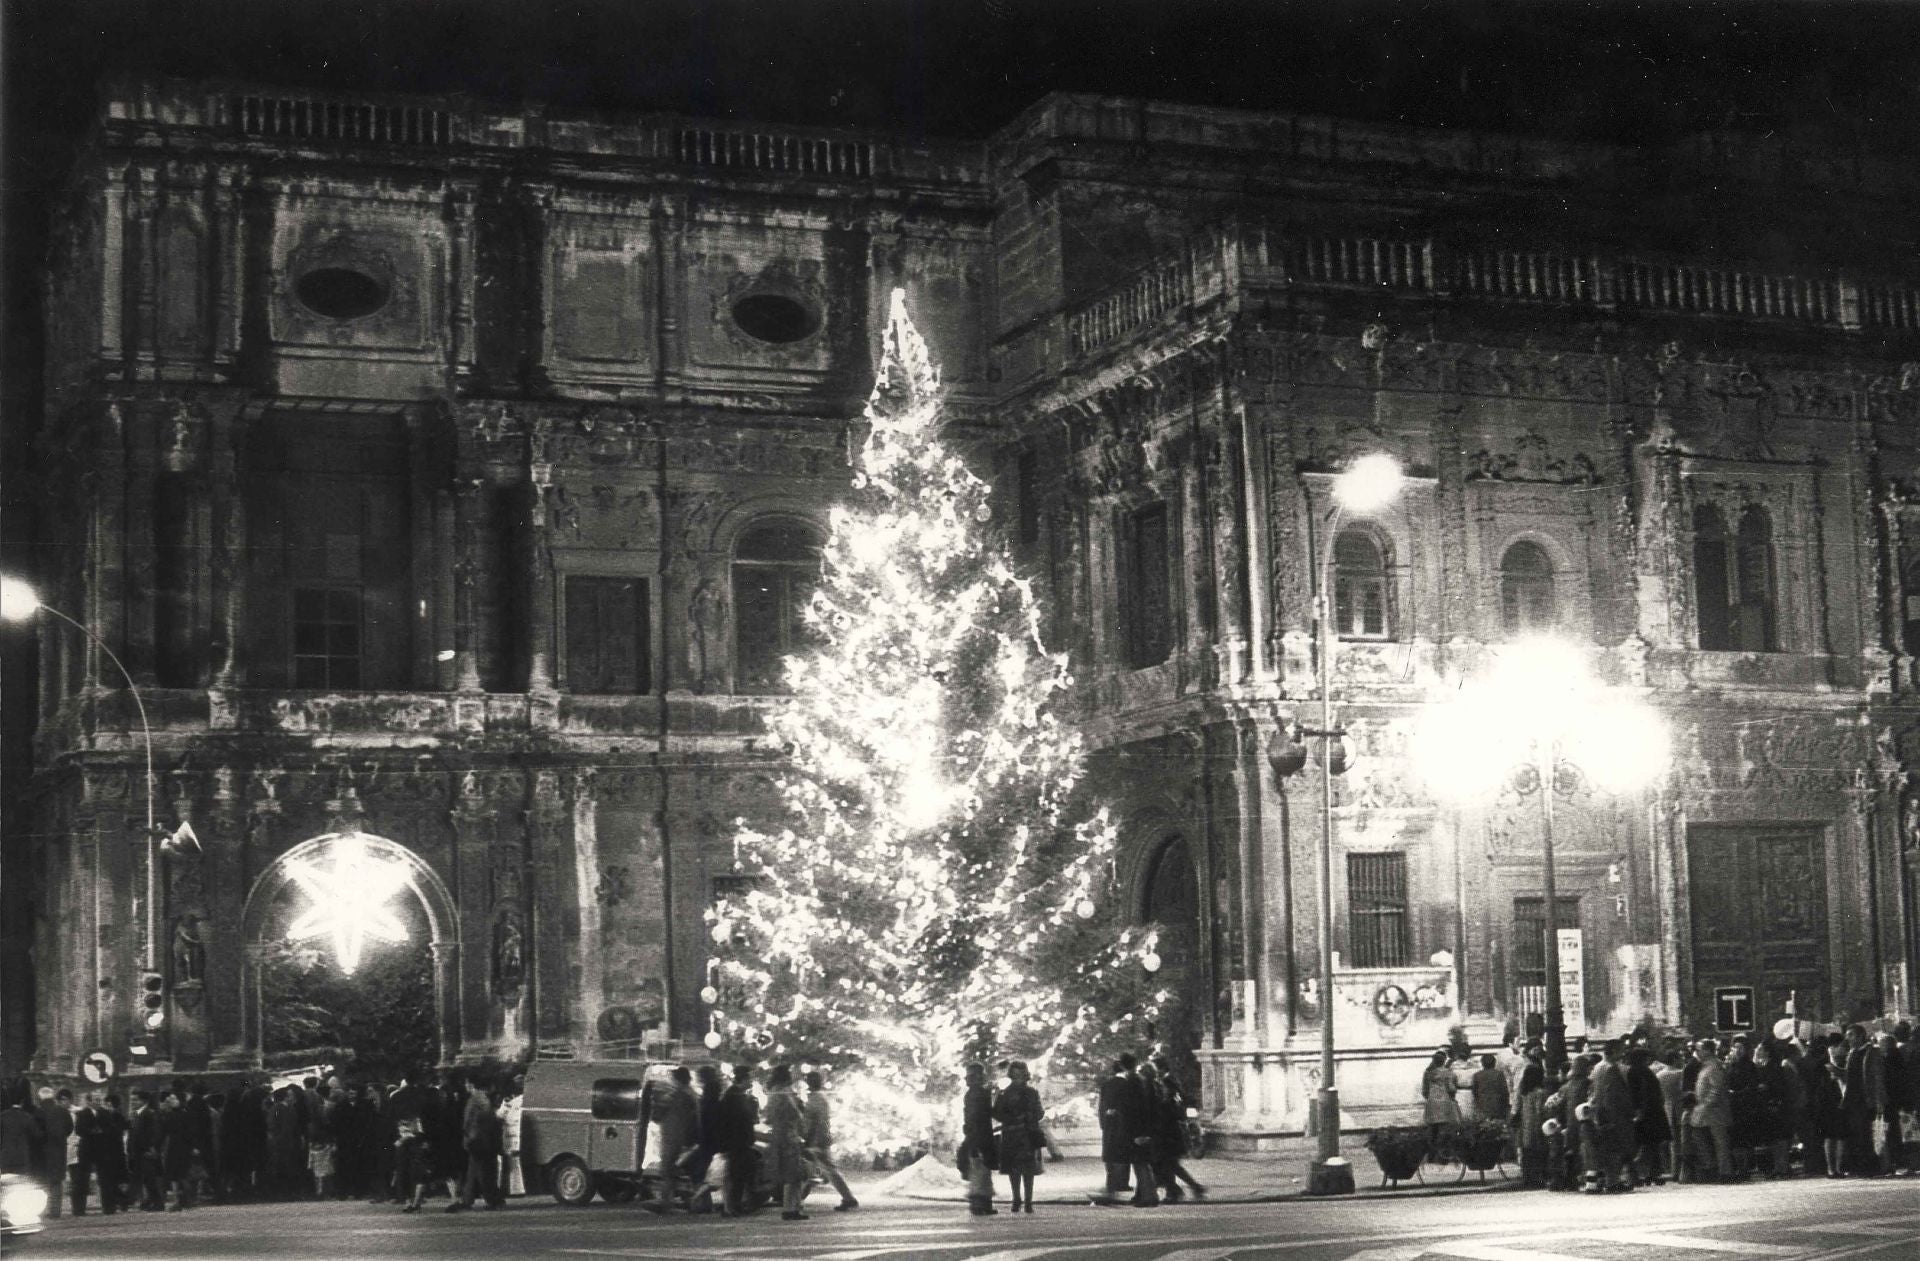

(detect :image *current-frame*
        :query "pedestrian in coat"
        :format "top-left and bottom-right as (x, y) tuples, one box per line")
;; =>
(128, 1092), (165, 1210)
(650, 1066), (698, 1212)
(267, 1088), (304, 1195)
(1420, 1049), (1462, 1142)
(765, 1065), (810, 1221)
(1814, 1042), (1849, 1176)
(431, 1078), (468, 1200)
(451, 1081), (504, 1211)
(959, 1062), (998, 1216)
(690, 1064), (724, 1187)
(1095, 1054), (1156, 1207)
(1688, 1039), (1733, 1181)
(1586, 1042), (1635, 1192)
(1514, 1063), (1550, 1188)
(158, 1092), (198, 1210)
(1472, 1054), (1512, 1123)
(991, 1061), (1044, 1213)
(1625, 1046), (1670, 1184)
(801, 1070), (858, 1212)
(0, 1082), (44, 1176)
(73, 1091), (125, 1215)
(1896, 1022), (1920, 1174)
(1874, 1031), (1903, 1174)
(33, 1086), (72, 1218)
(1725, 1036), (1760, 1177)
(497, 1077), (525, 1199)
(716, 1065), (760, 1217)
(1553, 1057), (1592, 1191)
(1750, 1041), (1795, 1177)
(1841, 1024), (1887, 1174)
(1145, 1056), (1206, 1201)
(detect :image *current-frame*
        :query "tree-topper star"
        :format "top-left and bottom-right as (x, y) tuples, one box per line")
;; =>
(285, 838), (411, 974)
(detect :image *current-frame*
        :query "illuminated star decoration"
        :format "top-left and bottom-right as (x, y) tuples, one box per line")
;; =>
(285, 837), (412, 975)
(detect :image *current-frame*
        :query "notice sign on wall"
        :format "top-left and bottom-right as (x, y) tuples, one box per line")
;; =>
(1715, 986), (1757, 1032)
(1556, 928), (1586, 1035)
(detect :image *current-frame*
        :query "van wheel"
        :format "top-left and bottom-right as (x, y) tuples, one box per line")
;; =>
(596, 1176), (638, 1203)
(549, 1156), (593, 1206)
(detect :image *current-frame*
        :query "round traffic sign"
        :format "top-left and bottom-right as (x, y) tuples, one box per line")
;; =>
(80, 1051), (115, 1084)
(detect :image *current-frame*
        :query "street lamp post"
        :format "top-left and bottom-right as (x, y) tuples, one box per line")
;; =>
(2, 576), (163, 970)
(1415, 635), (1669, 1071)
(1302, 453), (1404, 1197)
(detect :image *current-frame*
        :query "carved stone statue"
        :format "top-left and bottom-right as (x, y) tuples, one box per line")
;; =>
(172, 914), (207, 985)
(493, 914), (525, 997)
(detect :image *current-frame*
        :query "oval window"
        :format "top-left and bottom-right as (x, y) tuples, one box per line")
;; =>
(294, 267), (390, 320)
(731, 293), (820, 344)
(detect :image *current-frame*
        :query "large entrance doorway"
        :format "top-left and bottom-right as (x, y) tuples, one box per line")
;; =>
(1141, 836), (1201, 1086)
(239, 833), (460, 1070)
(1687, 825), (1830, 1033)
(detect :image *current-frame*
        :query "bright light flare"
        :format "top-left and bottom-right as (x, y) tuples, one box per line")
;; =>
(1331, 453), (1405, 515)
(1415, 634), (1668, 800)
(0, 576), (42, 622)
(285, 837), (412, 975)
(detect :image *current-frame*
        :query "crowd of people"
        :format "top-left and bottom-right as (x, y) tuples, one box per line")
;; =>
(1417, 1020), (1920, 1192)
(0, 1069), (527, 1218)
(976, 1051), (1205, 1214)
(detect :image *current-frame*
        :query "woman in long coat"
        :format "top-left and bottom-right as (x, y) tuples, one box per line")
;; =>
(1812, 1043), (1849, 1177)
(992, 1061), (1043, 1213)
(1420, 1050), (1461, 1141)
(1556, 1056), (1593, 1191)
(764, 1066), (810, 1221)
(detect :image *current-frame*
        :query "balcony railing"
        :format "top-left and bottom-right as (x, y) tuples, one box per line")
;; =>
(1059, 223), (1920, 364)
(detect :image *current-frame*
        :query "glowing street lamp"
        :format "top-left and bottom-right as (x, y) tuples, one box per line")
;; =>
(1287, 452), (1406, 1197)
(1, 575), (165, 971)
(1415, 635), (1669, 1067)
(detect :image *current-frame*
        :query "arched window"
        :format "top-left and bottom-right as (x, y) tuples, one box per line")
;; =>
(1499, 540), (1556, 635)
(1694, 503), (1779, 652)
(733, 519), (823, 693)
(1333, 530), (1390, 639)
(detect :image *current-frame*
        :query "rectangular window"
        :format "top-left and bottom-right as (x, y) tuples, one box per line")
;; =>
(590, 1078), (644, 1121)
(1016, 449), (1041, 546)
(1512, 896), (1581, 1036)
(292, 586), (362, 689)
(564, 576), (650, 693)
(1347, 852), (1409, 967)
(1123, 503), (1173, 668)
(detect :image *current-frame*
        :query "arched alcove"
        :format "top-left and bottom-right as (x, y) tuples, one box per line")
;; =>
(1138, 835), (1202, 1084)
(236, 832), (461, 1069)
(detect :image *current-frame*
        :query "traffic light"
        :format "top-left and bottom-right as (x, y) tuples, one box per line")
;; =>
(139, 971), (166, 1030)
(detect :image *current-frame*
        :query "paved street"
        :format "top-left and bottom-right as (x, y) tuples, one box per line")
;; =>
(18, 1176), (1920, 1261)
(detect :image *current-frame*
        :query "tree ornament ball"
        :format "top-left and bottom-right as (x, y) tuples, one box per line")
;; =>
(700, 985), (719, 1005)
(974, 502), (992, 522)
(703, 1029), (723, 1050)
(710, 922), (731, 944)
(1075, 898), (1097, 919)
(1142, 952), (1163, 973)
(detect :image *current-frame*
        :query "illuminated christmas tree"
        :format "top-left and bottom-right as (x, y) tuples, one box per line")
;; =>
(708, 290), (1160, 1123)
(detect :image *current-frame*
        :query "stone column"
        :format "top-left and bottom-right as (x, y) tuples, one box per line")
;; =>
(446, 186), (478, 388)
(527, 770), (574, 1051)
(208, 401), (246, 695)
(210, 167), (242, 366)
(450, 477), (486, 693)
(449, 772), (495, 1053)
(522, 184), (555, 392)
(205, 765), (249, 1062)
(525, 418), (558, 701)
(567, 769), (604, 1049)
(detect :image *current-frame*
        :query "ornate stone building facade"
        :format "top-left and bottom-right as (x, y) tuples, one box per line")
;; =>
(18, 82), (1920, 1134)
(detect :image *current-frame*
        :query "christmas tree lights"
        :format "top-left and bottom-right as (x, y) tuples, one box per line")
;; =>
(710, 291), (1161, 1128)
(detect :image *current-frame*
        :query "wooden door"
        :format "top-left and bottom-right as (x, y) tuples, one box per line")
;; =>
(1687, 827), (1829, 1033)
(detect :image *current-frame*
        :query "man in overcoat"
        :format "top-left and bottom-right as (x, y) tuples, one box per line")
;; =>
(1095, 1054), (1157, 1207)
(33, 1086), (72, 1217)
(1687, 1039), (1733, 1180)
(716, 1065), (760, 1217)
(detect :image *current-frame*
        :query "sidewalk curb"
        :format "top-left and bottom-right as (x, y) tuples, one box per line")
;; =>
(887, 1179), (1530, 1206)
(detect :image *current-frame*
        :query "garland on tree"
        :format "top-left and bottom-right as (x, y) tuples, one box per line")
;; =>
(709, 290), (1163, 1121)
